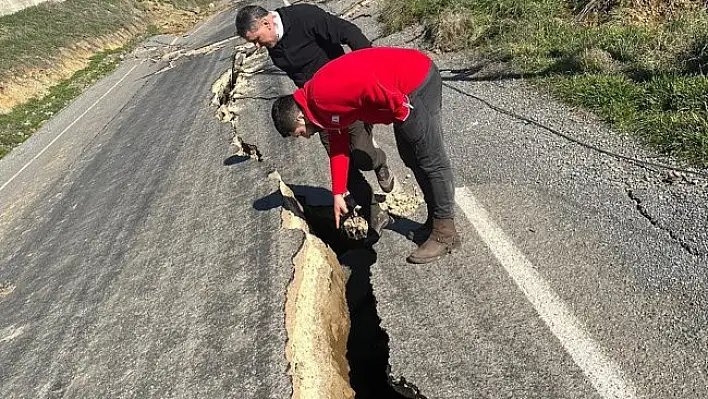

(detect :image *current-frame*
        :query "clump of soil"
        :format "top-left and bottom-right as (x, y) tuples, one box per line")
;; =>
(342, 213), (369, 241)
(231, 134), (262, 161)
(376, 175), (424, 217)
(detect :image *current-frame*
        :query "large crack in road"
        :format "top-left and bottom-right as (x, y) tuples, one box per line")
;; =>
(209, 44), (430, 398)
(210, 44), (266, 163)
(274, 172), (427, 399)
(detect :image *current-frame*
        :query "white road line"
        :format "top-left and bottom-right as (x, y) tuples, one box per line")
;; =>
(0, 62), (143, 194)
(190, 16), (210, 37)
(455, 186), (638, 399)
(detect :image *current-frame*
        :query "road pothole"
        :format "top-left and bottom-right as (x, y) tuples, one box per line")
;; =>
(271, 172), (427, 398)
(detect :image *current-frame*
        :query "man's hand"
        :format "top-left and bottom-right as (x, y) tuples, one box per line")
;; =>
(333, 194), (349, 229)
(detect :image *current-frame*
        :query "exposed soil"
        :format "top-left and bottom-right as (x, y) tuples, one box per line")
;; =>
(0, 2), (221, 113)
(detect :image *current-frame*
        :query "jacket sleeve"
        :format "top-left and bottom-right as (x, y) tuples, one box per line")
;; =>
(307, 5), (371, 51)
(328, 128), (351, 196)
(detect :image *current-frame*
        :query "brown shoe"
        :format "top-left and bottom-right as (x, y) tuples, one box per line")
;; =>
(406, 218), (460, 264)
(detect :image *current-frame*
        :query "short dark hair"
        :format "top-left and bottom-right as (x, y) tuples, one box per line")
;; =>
(235, 5), (269, 37)
(271, 95), (301, 137)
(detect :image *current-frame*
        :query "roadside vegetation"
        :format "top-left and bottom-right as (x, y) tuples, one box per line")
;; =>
(380, 0), (708, 167)
(0, 0), (218, 159)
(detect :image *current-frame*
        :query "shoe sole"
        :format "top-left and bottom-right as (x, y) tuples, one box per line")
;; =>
(378, 176), (395, 194)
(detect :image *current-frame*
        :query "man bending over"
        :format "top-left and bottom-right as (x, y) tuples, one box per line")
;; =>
(270, 47), (460, 264)
(236, 4), (394, 234)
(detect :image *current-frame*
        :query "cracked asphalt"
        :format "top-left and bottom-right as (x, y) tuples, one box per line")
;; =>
(1, 0), (707, 398)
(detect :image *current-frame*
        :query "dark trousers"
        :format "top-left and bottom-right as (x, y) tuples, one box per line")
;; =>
(319, 121), (387, 217)
(393, 63), (455, 220)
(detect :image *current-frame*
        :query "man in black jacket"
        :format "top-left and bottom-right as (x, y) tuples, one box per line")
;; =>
(236, 4), (394, 236)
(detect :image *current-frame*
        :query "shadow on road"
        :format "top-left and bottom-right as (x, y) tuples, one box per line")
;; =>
(386, 216), (427, 246)
(223, 154), (251, 165)
(341, 249), (427, 399)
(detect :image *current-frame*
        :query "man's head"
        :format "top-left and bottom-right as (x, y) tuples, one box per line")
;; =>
(235, 5), (279, 49)
(271, 95), (320, 139)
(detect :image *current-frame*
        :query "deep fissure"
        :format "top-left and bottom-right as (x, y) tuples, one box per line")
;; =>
(296, 197), (427, 399)
(218, 44), (429, 398)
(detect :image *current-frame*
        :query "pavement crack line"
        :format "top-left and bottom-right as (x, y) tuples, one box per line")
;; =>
(269, 171), (428, 399)
(457, 187), (639, 399)
(625, 188), (703, 256)
(441, 81), (708, 182)
(210, 44), (264, 162)
(213, 41), (427, 397)
(139, 35), (243, 76)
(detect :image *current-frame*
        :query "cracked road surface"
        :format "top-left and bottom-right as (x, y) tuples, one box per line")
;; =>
(2, 0), (708, 398)
(0, 4), (294, 398)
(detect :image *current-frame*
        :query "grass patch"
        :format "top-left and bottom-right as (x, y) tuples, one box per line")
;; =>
(0, 0), (137, 76)
(0, 0), (217, 159)
(549, 73), (708, 165)
(0, 0), (215, 76)
(381, 0), (708, 166)
(0, 48), (124, 158)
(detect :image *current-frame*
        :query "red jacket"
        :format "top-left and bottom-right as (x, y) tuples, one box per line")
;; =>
(293, 47), (432, 195)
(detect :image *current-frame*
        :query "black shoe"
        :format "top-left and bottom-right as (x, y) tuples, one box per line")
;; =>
(363, 205), (392, 246)
(370, 206), (392, 237)
(375, 164), (395, 193)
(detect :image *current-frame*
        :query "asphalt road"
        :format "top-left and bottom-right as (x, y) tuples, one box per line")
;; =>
(0, 4), (294, 397)
(1, 0), (708, 398)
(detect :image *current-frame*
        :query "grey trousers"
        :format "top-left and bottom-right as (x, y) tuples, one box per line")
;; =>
(319, 121), (387, 217)
(393, 63), (455, 220)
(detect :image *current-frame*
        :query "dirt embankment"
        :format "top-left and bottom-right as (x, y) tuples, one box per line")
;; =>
(0, 1), (219, 114)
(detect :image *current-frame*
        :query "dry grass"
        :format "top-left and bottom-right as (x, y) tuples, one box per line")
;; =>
(578, 0), (704, 23)
(0, 26), (141, 113)
(432, 10), (481, 51)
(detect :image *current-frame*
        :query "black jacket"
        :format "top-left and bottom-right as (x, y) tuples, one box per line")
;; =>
(268, 4), (371, 88)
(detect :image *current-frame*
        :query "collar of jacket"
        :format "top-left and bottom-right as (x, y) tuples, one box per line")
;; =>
(293, 88), (325, 129)
(270, 11), (284, 40)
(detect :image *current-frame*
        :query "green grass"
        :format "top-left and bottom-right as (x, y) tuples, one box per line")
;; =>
(0, 0), (137, 76)
(381, 0), (708, 166)
(0, 48), (124, 158)
(0, 0), (217, 159)
(549, 73), (708, 165)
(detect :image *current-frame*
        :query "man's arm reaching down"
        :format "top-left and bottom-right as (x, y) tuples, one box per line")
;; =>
(328, 128), (351, 196)
(328, 127), (351, 228)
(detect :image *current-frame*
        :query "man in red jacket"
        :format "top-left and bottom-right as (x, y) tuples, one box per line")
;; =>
(236, 3), (394, 237)
(271, 47), (459, 264)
